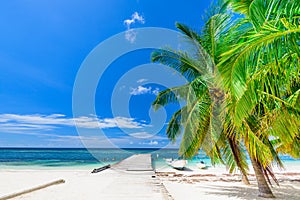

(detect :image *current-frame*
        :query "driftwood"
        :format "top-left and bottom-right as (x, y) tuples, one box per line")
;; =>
(91, 164), (111, 173)
(0, 179), (65, 200)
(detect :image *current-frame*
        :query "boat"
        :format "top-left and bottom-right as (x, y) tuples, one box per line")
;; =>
(166, 159), (188, 170)
(196, 161), (207, 169)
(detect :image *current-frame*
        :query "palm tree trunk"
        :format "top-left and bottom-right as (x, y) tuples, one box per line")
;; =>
(249, 156), (275, 198)
(242, 174), (250, 185)
(228, 138), (250, 185)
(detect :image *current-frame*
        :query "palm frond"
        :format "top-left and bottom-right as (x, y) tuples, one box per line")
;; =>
(219, 21), (300, 99)
(225, 137), (249, 175)
(176, 22), (215, 75)
(244, 124), (273, 168)
(228, 0), (254, 16)
(151, 48), (202, 81)
(178, 94), (212, 158)
(165, 109), (183, 142)
(152, 84), (189, 110)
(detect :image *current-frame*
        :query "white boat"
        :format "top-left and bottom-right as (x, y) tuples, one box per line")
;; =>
(166, 159), (188, 170)
(196, 161), (207, 169)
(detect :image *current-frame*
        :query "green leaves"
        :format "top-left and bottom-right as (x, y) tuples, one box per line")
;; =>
(151, 0), (249, 171)
(221, 0), (300, 169)
(151, 49), (202, 81)
(225, 138), (249, 174)
(219, 20), (300, 101)
(151, 0), (300, 188)
(229, 0), (254, 16)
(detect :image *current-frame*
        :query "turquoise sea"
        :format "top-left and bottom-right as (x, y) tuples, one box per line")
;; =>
(0, 148), (211, 170)
(0, 148), (299, 170)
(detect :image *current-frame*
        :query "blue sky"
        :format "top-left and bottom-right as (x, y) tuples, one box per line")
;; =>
(0, 0), (212, 148)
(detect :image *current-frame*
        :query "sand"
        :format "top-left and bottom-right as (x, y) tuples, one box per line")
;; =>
(156, 163), (300, 200)
(163, 181), (300, 200)
(0, 164), (299, 200)
(0, 169), (166, 200)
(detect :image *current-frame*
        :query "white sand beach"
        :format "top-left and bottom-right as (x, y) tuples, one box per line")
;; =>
(0, 169), (165, 200)
(1, 162), (299, 200)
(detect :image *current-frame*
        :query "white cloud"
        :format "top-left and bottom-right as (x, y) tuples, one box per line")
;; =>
(130, 86), (160, 96)
(124, 12), (145, 27)
(139, 140), (159, 145)
(152, 88), (160, 95)
(129, 132), (166, 140)
(137, 78), (148, 83)
(0, 126), (102, 144)
(125, 29), (137, 43)
(124, 12), (145, 43)
(129, 132), (154, 139)
(0, 114), (146, 133)
(130, 86), (152, 95)
(149, 140), (158, 145)
(0, 123), (55, 133)
(101, 117), (144, 129)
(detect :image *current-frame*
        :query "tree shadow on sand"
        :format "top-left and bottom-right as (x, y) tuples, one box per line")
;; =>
(196, 182), (300, 200)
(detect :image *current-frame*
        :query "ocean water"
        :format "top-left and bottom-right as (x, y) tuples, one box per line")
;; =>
(0, 148), (182, 170)
(0, 148), (298, 170)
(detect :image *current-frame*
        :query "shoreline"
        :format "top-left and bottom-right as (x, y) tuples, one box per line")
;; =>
(2, 158), (299, 170)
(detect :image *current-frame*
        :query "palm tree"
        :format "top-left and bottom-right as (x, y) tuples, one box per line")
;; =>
(152, 1), (250, 185)
(152, 0), (300, 198)
(218, 0), (300, 197)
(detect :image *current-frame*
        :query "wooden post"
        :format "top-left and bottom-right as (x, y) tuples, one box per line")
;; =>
(0, 179), (65, 200)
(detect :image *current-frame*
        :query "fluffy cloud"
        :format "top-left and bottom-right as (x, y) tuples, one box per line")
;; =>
(130, 86), (152, 95)
(130, 86), (160, 96)
(124, 12), (145, 43)
(124, 12), (145, 27)
(0, 114), (146, 133)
